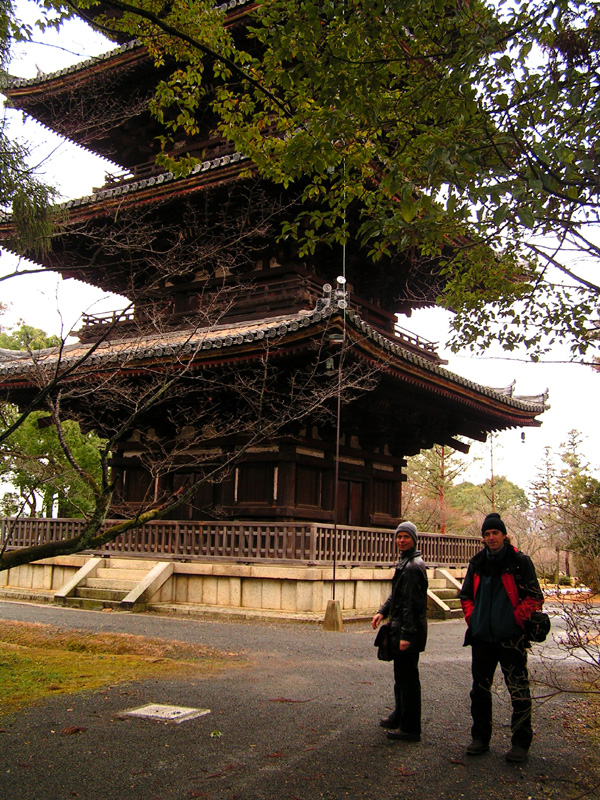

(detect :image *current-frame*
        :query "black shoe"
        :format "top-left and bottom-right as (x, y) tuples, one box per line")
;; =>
(379, 715), (400, 730)
(466, 738), (489, 755)
(505, 745), (529, 763)
(386, 729), (421, 742)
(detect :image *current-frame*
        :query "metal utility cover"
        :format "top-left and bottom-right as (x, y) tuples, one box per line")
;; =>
(122, 704), (211, 723)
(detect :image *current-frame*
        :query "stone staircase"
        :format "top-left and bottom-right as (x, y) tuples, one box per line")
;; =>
(50, 558), (465, 617)
(427, 568), (465, 620)
(54, 557), (173, 612)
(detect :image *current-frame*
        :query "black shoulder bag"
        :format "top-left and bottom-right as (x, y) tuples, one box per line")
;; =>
(374, 623), (393, 661)
(524, 610), (551, 643)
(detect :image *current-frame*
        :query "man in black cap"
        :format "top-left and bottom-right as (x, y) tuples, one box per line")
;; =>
(372, 521), (428, 742)
(460, 512), (544, 762)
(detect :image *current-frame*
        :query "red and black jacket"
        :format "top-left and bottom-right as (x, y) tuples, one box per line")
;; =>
(460, 544), (543, 640)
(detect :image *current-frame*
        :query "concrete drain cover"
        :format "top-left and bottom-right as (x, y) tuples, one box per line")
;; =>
(122, 704), (211, 723)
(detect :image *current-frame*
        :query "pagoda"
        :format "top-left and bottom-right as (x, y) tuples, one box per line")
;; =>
(0, 2), (547, 533)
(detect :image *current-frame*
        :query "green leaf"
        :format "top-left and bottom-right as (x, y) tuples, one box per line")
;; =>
(399, 200), (417, 223)
(516, 207), (535, 228)
(493, 205), (509, 226)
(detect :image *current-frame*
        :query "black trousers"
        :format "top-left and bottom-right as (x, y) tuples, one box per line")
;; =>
(392, 651), (421, 735)
(470, 639), (533, 748)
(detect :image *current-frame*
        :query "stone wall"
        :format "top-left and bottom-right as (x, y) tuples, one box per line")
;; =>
(0, 556), (395, 615)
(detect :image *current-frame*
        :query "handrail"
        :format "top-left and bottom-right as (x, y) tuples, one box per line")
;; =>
(394, 324), (438, 354)
(80, 308), (136, 326)
(0, 517), (481, 568)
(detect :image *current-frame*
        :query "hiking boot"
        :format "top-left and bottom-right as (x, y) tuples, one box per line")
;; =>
(466, 738), (489, 755)
(379, 715), (400, 729)
(386, 729), (421, 742)
(505, 745), (529, 763)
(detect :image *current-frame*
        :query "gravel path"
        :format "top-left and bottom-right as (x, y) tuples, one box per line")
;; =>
(0, 600), (596, 800)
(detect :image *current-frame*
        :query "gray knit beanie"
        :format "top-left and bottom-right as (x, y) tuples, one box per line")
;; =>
(395, 521), (418, 546)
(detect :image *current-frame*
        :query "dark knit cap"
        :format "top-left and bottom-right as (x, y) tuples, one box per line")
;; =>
(481, 512), (507, 537)
(395, 521), (418, 545)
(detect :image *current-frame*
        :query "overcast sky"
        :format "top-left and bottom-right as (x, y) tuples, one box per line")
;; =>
(2, 1), (599, 495)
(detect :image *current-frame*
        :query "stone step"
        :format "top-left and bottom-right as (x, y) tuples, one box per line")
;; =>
(445, 607), (464, 620)
(85, 577), (138, 591)
(444, 598), (462, 609)
(431, 588), (459, 600)
(56, 560), (157, 610)
(95, 567), (150, 582)
(428, 578), (448, 589)
(75, 587), (130, 602)
(104, 558), (157, 571)
(62, 596), (127, 611)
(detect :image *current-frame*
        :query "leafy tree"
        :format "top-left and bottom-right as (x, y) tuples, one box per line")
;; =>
(23, 0), (595, 362)
(0, 0), (55, 255)
(530, 431), (600, 590)
(0, 325), (100, 517)
(556, 431), (600, 591)
(402, 444), (472, 534)
(0, 324), (60, 351)
(1, 0), (597, 358)
(2, 0), (597, 568)
(451, 476), (528, 517)
(0, 407), (104, 517)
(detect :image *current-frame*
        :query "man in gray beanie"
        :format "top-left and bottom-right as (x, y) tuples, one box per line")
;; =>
(372, 520), (428, 741)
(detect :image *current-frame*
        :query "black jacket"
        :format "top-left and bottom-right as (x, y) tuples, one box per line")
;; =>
(378, 548), (428, 652)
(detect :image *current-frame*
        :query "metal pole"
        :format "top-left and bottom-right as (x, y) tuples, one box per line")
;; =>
(331, 246), (347, 601)
(324, 162), (347, 630)
(490, 435), (495, 510)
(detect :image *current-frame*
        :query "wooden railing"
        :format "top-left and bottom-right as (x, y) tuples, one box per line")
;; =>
(0, 517), (481, 568)
(394, 324), (438, 356)
(80, 308), (136, 328)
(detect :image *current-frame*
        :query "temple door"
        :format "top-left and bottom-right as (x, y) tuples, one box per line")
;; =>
(336, 479), (363, 526)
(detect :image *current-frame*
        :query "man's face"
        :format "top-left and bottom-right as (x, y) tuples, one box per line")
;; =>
(483, 528), (507, 554)
(396, 532), (415, 552)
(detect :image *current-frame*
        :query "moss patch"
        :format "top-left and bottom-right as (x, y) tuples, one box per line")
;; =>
(0, 620), (244, 716)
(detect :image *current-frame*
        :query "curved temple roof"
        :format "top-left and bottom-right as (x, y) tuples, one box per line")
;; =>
(0, 288), (548, 422)
(3, 0), (256, 89)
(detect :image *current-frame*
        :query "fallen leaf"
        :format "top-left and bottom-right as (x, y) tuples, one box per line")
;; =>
(60, 726), (87, 736)
(268, 697), (313, 704)
(390, 766), (416, 777)
(206, 762), (240, 779)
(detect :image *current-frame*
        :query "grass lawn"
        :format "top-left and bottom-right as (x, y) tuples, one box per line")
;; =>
(0, 619), (244, 716)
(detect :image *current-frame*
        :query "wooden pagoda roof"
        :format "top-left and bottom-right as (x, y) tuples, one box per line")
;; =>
(0, 149), (441, 323)
(1, 0), (255, 169)
(0, 288), (547, 454)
